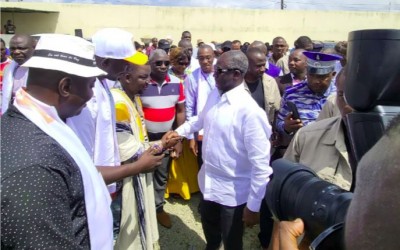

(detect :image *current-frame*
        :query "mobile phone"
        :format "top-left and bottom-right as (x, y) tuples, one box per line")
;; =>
(286, 101), (301, 120)
(154, 149), (170, 158)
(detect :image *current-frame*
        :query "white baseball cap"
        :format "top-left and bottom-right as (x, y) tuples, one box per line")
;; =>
(22, 34), (106, 77)
(92, 28), (148, 65)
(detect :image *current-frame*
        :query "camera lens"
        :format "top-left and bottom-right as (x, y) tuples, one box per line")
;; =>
(265, 159), (353, 239)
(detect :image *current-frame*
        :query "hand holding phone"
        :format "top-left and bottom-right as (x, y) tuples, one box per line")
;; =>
(286, 101), (301, 120)
(284, 101), (303, 134)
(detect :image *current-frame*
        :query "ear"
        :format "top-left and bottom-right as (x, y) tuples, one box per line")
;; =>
(101, 58), (110, 69)
(58, 77), (72, 98)
(233, 69), (243, 79)
(120, 72), (131, 83)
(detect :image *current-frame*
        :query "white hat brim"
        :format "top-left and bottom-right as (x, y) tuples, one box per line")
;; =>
(22, 57), (107, 78)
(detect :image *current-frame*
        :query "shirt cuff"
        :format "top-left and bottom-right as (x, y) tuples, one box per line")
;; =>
(175, 127), (184, 137)
(247, 196), (262, 212)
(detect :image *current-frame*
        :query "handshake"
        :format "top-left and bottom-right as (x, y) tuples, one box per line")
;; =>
(149, 131), (184, 157)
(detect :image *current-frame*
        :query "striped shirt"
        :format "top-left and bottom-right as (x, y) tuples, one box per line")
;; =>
(140, 74), (185, 133)
(276, 80), (336, 133)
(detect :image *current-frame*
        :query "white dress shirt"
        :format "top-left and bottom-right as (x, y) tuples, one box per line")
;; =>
(176, 83), (273, 212)
(1, 61), (29, 114)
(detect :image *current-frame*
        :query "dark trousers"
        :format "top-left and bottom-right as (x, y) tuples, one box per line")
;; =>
(201, 200), (246, 250)
(148, 132), (171, 213)
(258, 155), (281, 248)
(197, 140), (203, 169)
(111, 192), (122, 239)
(258, 200), (274, 248)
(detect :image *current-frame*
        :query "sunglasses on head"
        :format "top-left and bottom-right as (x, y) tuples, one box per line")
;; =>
(155, 60), (170, 67)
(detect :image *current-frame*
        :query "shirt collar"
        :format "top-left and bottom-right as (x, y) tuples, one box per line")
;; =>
(221, 82), (246, 105)
(150, 74), (171, 85)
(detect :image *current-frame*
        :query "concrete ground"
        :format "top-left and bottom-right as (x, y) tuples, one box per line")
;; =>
(158, 192), (263, 250)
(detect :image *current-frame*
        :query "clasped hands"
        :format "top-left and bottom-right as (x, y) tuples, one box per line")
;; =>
(159, 131), (184, 158)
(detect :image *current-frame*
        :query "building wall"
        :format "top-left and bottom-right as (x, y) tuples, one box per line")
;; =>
(1, 2), (400, 46)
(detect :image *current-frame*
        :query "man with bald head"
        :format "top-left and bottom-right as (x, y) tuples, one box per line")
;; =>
(178, 39), (193, 57)
(169, 50), (273, 249)
(2, 34), (35, 113)
(244, 47), (281, 125)
(276, 49), (307, 95)
(249, 41), (282, 78)
(245, 47), (281, 249)
(294, 36), (313, 51)
(140, 49), (186, 228)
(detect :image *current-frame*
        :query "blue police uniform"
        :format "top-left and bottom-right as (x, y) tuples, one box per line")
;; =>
(276, 51), (342, 134)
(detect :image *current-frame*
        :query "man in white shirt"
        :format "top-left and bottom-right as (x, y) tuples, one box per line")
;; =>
(184, 44), (216, 167)
(168, 50), (273, 249)
(1, 34), (35, 114)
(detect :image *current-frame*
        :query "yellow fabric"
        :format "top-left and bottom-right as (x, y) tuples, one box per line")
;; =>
(115, 102), (130, 123)
(111, 89), (159, 250)
(114, 89), (148, 143)
(165, 139), (200, 200)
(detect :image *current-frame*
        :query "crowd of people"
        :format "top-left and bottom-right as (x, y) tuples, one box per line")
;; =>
(1, 28), (399, 250)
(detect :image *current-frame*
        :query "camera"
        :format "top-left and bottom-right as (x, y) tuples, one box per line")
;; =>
(265, 159), (352, 249)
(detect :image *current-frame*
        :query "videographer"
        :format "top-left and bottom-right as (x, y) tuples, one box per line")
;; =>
(277, 114), (400, 249)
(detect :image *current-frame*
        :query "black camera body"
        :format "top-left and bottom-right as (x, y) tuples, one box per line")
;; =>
(265, 159), (352, 248)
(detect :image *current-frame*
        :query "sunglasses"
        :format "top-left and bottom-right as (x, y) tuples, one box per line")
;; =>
(214, 67), (241, 74)
(155, 60), (170, 67)
(178, 61), (190, 66)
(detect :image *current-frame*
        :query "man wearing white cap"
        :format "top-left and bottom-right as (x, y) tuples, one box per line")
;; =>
(67, 28), (164, 194)
(1, 34), (112, 249)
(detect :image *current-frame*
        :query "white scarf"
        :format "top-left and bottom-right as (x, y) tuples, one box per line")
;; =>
(14, 88), (113, 250)
(1, 60), (21, 114)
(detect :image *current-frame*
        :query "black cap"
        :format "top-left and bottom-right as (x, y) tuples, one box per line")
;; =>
(158, 39), (170, 49)
(221, 40), (232, 50)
